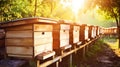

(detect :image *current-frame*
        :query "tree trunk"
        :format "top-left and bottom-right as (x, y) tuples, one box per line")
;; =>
(118, 18), (120, 48)
(34, 0), (37, 17)
(118, 26), (120, 48)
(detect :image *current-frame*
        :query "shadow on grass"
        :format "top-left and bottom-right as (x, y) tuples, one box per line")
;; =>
(74, 36), (120, 67)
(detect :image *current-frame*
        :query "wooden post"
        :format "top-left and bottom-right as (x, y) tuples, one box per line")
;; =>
(83, 47), (85, 57)
(70, 54), (72, 67)
(37, 60), (40, 67)
(56, 61), (59, 67)
(85, 45), (88, 53)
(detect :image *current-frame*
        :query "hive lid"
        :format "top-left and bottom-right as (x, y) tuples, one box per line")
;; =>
(0, 17), (58, 28)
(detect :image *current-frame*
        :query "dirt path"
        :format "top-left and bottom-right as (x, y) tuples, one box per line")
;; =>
(85, 44), (120, 67)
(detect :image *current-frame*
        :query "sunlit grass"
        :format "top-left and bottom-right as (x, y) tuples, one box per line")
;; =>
(103, 36), (120, 57)
(106, 39), (119, 49)
(103, 36), (118, 49)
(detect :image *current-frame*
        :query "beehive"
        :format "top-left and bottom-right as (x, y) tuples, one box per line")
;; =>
(92, 26), (97, 38)
(88, 25), (94, 39)
(99, 27), (104, 35)
(96, 26), (100, 36)
(70, 24), (81, 48)
(53, 20), (71, 55)
(80, 24), (89, 44)
(0, 18), (56, 60)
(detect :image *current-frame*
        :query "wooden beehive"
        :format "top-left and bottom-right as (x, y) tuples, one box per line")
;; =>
(80, 24), (89, 44)
(113, 27), (117, 34)
(0, 18), (56, 60)
(53, 20), (71, 55)
(85, 25), (89, 41)
(88, 25), (94, 39)
(70, 24), (81, 48)
(96, 26), (100, 36)
(0, 29), (5, 47)
(99, 27), (104, 35)
(92, 26), (97, 38)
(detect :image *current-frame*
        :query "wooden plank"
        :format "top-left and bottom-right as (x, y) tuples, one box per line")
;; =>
(60, 24), (70, 30)
(5, 24), (33, 31)
(34, 32), (52, 39)
(60, 30), (69, 39)
(6, 31), (33, 38)
(0, 33), (5, 39)
(34, 24), (53, 31)
(6, 46), (33, 55)
(74, 26), (80, 30)
(34, 43), (53, 56)
(53, 39), (60, 49)
(60, 39), (69, 47)
(6, 38), (33, 46)
(34, 38), (52, 45)
(53, 30), (60, 40)
(7, 54), (33, 59)
(85, 27), (89, 40)
(36, 51), (55, 60)
(0, 39), (4, 47)
(73, 30), (79, 43)
(53, 39), (69, 49)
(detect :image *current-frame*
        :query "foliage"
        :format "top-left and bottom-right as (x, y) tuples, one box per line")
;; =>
(0, 0), (75, 22)
(85, 0), (120, 26)
(0, 0), (34, 21)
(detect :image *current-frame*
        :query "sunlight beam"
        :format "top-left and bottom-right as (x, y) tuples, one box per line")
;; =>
(71, 0), (85, 14)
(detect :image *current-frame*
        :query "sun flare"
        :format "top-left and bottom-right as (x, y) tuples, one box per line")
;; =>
(60, 0), (85, 14)
(71, 0), (85, 14)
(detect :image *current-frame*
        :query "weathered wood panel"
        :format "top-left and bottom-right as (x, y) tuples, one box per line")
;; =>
(93, 27), (96, 38)
(73, 30), (79, 43)
(34, 24), (53, 31)
(6, 38), (33, 46)
(0, 29), (5, 47)
(53, 24), (70, 30)
(6, 31), (33, 38)
(73, 26), (80, 43)
(60, 24), (70, 30)
(74, 26), (80, 30)
(0, 40), (4, 47)
(60, 39), (69, 47)
(91, 28), (95, 38)
(34, 38), (52, 45)
(60, 30), (69, 39)
(6, 46), (33, 55)
(34, 43), (53, 56)
(85, 27), (89, 40)
(52, 30), (60, 40)
(0, 33), (5, 39)
(34, 32), (52, 39)
(7, 54), (33, 58)
(0, 29), (5, 39)
(5, 24), (33, 31)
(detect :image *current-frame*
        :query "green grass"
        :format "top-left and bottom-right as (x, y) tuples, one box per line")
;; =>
(71, 36), (119, 67)
(72, 39), (105, 67)
(85, 39), (104, 59)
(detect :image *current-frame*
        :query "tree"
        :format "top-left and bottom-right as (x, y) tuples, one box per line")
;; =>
(84, 0), (120, 47)
(0, 0), (34, 22)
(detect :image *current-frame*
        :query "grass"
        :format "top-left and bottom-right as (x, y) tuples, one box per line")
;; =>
(102, 36), (120, 57)
(72, 36), (119, 67)
(72, 39), (106, 67)
(103, 35), (119, 49)
(85, 39), (105, 59)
